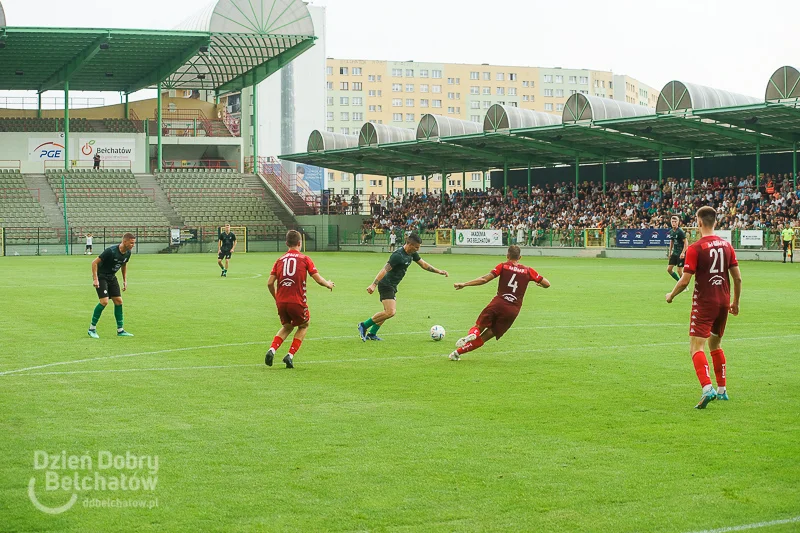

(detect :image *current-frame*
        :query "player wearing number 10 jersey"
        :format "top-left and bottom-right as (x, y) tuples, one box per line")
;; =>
(448, 245), (550, 361)
(666, 206), (742, 409)
(265, 230), (335, 369)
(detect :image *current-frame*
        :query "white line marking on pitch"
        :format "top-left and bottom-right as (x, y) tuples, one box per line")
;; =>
(0, 323), (684, 376)
(685, 515), (800, 533)
(4, 333), (799, 378)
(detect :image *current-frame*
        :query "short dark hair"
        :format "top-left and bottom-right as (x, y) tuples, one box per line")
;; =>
(122, 232), (136, 241)
(406, 233), (422, 245)
(286, 229), (302, 247)
(696, 206), (717, 229)
(507, 245), (521, 260)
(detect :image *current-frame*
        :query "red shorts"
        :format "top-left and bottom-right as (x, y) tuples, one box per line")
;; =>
(476, 299), (520, 340)
(690, 304), (728, 339)
(277, 303), (309, 327)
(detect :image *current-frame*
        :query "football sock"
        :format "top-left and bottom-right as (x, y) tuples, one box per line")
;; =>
(114, 304), (124, 329)
(369, 324), (381, 335)
(270, 336), (284, 351)
(363, 318), (376, 329)
(469, 326), (481, 337)
(692, 351), (712, 388)
(702, 384), (714, 394)
(91, 303), (105, 326)
(219, 263), (224, 270)
(457, 336), (485, 355)
(670, 271), (680, 281)
(717, 386), (726, 394)
(710, 349), (726, 387)
(88, 325), (96, 331)
(288, 338), (302, 357)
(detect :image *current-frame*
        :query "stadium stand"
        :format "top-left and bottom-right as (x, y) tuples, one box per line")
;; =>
(46, 169), (169, 234)
(0, 117), (94, 132)
(155, 169), (281, 226)
(101, 119), (139, 133)
(0, 169), (52, 227)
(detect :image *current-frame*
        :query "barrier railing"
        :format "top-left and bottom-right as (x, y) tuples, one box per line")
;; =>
(165, 188), (265, 201)
(52, 188), (156, 201)
(44, 160), (133, 171)
(160, 160), (238, 171)
(0, 160), (22, 170)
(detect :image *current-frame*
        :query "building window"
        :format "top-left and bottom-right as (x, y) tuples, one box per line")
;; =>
(544, 89), (554, 97)
(523, 95), (529, 102)
(420, 84), (429, 93)
(556, 104), (564, 111)
(447, 92), (455, 99)
(392, 113), (402, 121)
(470, 101), (480, 109)
(432, 70), (442, 78)
(580, 76), (589, 85)
(392, 83), (402, 92)
(327, 96), (334, 106)
(368, 90), (376, 97)
(405, 99), (414, 106)
(433, 99), (442, 108)
(509, 73), (517, 81)
(496, 87), (505, 95)
(340, 112), (349, 121)
(341, 173), (350, 182)
(340, 97), (349, 105)
(420, 69), (429, 78)
(580, 89), (589, 94)
(340, 127), (350, 134)
(368, 105), (376, 112)
(326, 82), (333, 90)
(509, 87), (517, 96)
(470, 71), (479, 80)
(392, 98), (402, 107)
(352, 82), (362, 91)
(471, 172), (481, 182)
(448, 77), (460, 85)
(544, 103), (553, 111)
(432, 85), (442, 93)
(470, 115), (480, 123)
(405, 84), (414, 92)
(555, 89), (564, 97)
(368, 74), (376, 82)
(482, 87), (490, 95)
(340, 67), (348, 75)
(470, 86), (479, 95)
(392, 68), (402, 77)
(353, 97), (363, 105)
(328, 171), (334, 181)
(569, 76), (577, 84)
(352, 67), (362, 76)
(522, 81), (529, 87)
(544, 75), (553, 83)
(326, 112), (334, 120)
(529, 81), (535, 88)
(483, 101), (491, 109)
(353, 112), (363, 121)
(326, 127), (334, 133)
(447, 106), (455, 113)
(570, 90), (577, 95)
(326, 66), (333, 75)
(406, 113), (415, 122)
(340, 82), (348, 90)
(555, 75), (563, 83)
(405, 69), (414, 77)
(420, 99), (429, 107)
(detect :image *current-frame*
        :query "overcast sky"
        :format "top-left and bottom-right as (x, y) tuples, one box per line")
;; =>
(2, 0), (798, 100)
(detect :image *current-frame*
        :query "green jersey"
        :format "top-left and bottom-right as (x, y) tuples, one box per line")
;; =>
(669, 227), (686, 256)
(379, 246), (421, 289)
(97, 245), (131, 279)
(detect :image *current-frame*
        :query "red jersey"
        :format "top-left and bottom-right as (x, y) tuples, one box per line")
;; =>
(490, 261), (543, 308)
(684, 236), (738, 308)
(270, 251), (318, 306)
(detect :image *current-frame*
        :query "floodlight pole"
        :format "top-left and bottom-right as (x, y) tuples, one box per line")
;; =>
(252, 83), (258, 168)
(37, 92), (42, 119)
(755, 138), (761, 187)
(658, 149), (663, 187)
(503, 160), (508, 196)
(793, 142), (797, 189)
(124, 93), (129, 119)
(157, 82), (163, 171)
(404, 175), (408, 194)
(575, 156), (580, 197)
(527, 163), (531, 195)
(690, 151), (695, 189)
(64, 81), (69, 171)
(441, 168), (447, 205)
(462, 170), (465, 198)
(482, 170), (487, 192)
(602, 156), (607, 194)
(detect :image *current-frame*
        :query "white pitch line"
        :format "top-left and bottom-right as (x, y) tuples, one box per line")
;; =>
(4, 333), (799, 378)
(685, 515), (800, 533)
(0, 273), (263, 289)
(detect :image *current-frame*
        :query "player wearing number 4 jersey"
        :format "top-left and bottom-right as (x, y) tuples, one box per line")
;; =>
(666, 206), (742, 409)
(448, 245), (550, 361)
(265, 230), (335, 369)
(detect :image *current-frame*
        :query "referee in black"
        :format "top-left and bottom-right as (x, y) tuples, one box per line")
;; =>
(88, 233), (135, 338)
(217, 224), (237, 277)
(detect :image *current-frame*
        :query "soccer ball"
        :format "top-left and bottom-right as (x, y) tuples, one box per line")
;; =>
(430, 325), (445, 341)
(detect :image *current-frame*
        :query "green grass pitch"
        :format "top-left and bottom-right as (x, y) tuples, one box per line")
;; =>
(0, 252), (798, 532)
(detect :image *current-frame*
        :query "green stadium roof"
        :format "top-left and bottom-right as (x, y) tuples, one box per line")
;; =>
(0, 0), (316, 94)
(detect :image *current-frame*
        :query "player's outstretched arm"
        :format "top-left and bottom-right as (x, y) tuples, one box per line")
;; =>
(267, 274), (278, 300)
(454, 272), (496, 290)
(665, 272), (692, 303)
(367, 263), (391, 294)
(537, 276), (551, 289)
(729, 265), (742, 316)
(311, 272), (335, 291)
(416, 259), (448, 277)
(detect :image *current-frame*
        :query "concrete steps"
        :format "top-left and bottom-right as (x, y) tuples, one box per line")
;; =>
(134, 174), (183, 227)
(241, 174), (298, 228)
(22, 174), (65, 228)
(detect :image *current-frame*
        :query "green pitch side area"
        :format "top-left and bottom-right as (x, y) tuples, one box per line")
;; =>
(0, 253), (797, 532)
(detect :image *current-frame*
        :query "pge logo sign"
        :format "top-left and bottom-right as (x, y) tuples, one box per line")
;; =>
(29, 140), (66, 161)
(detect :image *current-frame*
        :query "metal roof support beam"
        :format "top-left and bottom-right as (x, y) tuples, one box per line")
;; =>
(494, 133), (590, 159)
(216, 37), (315, 94)
(126, 36), (211, 94)
(381, 146), (467, 171)
(697, 114), (800, 144)
(579, 126), (687, 155)
(677, 118), (780, 147)
(38, 33), (109, 92)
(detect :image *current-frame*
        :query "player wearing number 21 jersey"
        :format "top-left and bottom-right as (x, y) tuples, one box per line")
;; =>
(265, 230), (335, 369)
(448, 245), (550, 361)
(666, 206), (742, 409)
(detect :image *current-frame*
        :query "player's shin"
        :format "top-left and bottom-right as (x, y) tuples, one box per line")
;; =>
(288, 338), (303, 359)
(114, 304), (124, 329)
(710, 349), (726, 388)
(91, 303), (105, 327)
(692, 351), (712, 388)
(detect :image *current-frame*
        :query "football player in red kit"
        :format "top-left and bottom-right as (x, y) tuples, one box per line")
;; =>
(265, 230), (335, 368)
(448, 245), (550, 361)
(666, 206), (742, 408)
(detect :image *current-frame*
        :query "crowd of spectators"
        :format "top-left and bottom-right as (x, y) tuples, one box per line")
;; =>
(361, 173), (799, 241)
